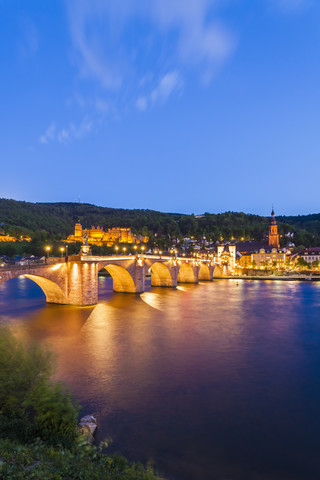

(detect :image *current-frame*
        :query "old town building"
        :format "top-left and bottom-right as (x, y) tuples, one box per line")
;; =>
(251, 248), (286, 268)
(236, 209), (285, 269)
(298, 248), (320, 264)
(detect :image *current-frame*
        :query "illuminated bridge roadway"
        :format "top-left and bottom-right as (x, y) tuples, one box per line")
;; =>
(0, 255), (223, 306)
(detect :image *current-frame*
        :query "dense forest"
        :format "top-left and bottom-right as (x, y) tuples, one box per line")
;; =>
(0, 198), (319, 257)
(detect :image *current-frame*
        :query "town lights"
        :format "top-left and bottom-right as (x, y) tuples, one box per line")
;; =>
(60, 246), (65, 257)
(45, 246), (51, 258)
(141, 246), (145, 252)
(123, 247), (127, 252)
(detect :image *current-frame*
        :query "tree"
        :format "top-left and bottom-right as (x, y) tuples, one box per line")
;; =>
(0, 328), (79, 447)
(297, 257), (309, 268)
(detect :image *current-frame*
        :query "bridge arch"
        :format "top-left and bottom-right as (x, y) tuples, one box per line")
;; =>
(99, 264), (136, 293)
(212, 265), (223, 277)
(150, 262), (174, 287)
(177, 262), (196, 283)
(198, 263), (211, 281)
(23, 274), (68, 304)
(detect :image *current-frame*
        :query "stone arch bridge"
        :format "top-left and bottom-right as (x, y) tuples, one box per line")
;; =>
(0, 255), (223, 306)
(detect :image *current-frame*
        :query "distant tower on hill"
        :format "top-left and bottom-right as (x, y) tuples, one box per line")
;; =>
(74, 223), (83, 240)
(268, 208), (279, 249)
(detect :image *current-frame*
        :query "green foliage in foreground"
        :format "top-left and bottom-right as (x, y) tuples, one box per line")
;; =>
(0, 328), (79, 448)
(0, 438), (161, 480)
(0, 328), (163, 480)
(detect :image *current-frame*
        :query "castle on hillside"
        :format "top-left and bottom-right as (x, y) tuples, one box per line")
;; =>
(0, 234), (31, 243)
(65, 223), (148, 247)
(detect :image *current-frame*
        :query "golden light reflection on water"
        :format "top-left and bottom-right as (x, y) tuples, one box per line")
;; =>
(140, 292), (164, 310)
(176, 285), (188, 292)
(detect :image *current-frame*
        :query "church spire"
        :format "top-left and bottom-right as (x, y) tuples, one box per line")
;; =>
(268, 207), (279, 248)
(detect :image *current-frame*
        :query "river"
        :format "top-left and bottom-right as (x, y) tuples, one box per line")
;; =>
(1, 276), (320, 480)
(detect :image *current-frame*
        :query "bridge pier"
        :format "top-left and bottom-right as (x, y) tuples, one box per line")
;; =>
(65, 261), (98, 305)
(133, 263), (145, 293)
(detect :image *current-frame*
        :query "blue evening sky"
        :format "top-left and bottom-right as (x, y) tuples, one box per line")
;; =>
(1, 0), (319, 215)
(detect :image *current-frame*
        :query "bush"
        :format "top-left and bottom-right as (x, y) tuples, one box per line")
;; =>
(0, 438), (163, 480)
(0, 328), (79, 447)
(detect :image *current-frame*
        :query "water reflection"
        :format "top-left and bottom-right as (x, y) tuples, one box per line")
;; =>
(140, 292), (165, 310)
(176, 285), (188, 292)
(1, 277), (320, 479)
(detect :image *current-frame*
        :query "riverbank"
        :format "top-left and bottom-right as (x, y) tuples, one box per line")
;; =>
(214, 275), (320, 281)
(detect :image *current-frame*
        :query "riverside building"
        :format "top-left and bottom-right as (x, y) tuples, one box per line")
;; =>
(237, 209), (286, 269)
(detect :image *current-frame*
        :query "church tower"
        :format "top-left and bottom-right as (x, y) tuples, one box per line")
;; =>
(268, 208), (279, 249)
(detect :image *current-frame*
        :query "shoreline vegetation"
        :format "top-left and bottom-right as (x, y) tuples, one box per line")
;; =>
(0, 328), (164, 480)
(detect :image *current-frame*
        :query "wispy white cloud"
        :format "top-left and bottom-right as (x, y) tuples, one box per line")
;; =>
(150, 1), (235, 68)
(136, 71), (183, 111)
(39, 123), (56, 144)
(66, 0), (236, 107)
(136, 96), (148, 112)
(39, 119), (92, 145)
(95, 98), (109, 113)
(67, 93), (110, 114)
(67, 1), (122, 89)
(150, 71), (183, 105)
(268, 0), (312, 12)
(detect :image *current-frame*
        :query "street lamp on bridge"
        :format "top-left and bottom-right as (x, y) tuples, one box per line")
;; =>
(45, 246), (51, 262)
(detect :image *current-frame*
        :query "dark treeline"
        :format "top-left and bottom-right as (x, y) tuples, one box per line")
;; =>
(1, 199), (320, 257)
